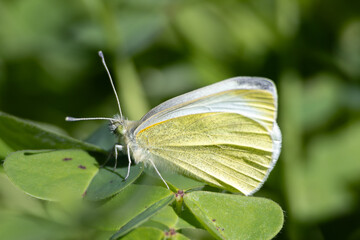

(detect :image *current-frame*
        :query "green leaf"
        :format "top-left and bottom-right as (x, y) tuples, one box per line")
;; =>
(293, 121), (360, 221)
(110, 193), (174, 240)
(180, 228), (216, 240)
(85, 123), (117, 151)
(145, 168), (205, 191)
(0, 210), (69, 240)
(337, 19), (360, 78)
(119, 227), (164, 240)
(0, 172), (46, 217)
(95, 184), (173, 234)
(301, 73), (342, 131)
(0, 111), (106, 154)
(280, 72), (360, 222)
(162, 172), (205, 192)
(119, 226), (191, 240)
(84, 163), (144, 201)
(171, 233), (191, 240)
(148, 206), (195, 230)
(0, 137), (14, 159)
(4, 149), (99, 201)
(184, 191), (283, 240)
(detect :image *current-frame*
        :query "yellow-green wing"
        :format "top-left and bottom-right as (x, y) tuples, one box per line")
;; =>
(136, 111), (277, 195)
(135, 77), (278, 137)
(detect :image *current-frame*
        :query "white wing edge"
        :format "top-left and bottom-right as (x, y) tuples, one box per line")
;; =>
(246, 122), (282, 196)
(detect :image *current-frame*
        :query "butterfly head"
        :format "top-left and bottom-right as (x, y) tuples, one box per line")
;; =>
(109, 114), (125, 134)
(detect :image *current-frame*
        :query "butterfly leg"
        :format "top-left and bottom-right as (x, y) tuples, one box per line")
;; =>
(148, 158), (170, 190)
(124, 144), (132, 180)
(114, 144), (123, 171)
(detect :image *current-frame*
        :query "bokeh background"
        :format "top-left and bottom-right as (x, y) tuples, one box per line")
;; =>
(1, 0), (360, 239)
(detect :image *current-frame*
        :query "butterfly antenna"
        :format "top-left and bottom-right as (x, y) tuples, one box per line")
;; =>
(98, 51), (123, 119)
(65, 117), (117, 122)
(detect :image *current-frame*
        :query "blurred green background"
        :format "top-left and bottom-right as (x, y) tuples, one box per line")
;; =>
(1, 0), (360, 239)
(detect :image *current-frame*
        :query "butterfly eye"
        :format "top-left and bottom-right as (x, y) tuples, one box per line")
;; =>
(109, 119), (124, 134)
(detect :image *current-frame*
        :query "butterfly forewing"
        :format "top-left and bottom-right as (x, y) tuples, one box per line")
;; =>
(135, 77), (278, 135)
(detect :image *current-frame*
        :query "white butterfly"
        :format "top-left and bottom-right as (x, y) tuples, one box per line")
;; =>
(67, 51), (281, 195)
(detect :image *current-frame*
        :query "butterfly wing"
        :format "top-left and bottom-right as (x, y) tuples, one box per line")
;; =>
(132, 77), (281, 195)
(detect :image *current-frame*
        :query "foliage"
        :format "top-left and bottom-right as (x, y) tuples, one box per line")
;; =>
(1, 113), (283, 239)
(1, 0), (360, 239)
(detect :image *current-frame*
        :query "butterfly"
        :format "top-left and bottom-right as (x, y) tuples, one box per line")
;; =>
(67, 51), (281, 196)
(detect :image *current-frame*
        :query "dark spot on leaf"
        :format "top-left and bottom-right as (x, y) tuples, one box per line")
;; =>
(82, 191), (87, 197)
(169, 228), (176, 235)
(212, 219), (216, 222)
(222, 228), (224, 231)
(109, 180), (114, 183)
(164, 228), (176, 236)
(78, 165), (86, 169)
(63, 158), (72, 161)
(175, 190), (185, 198)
